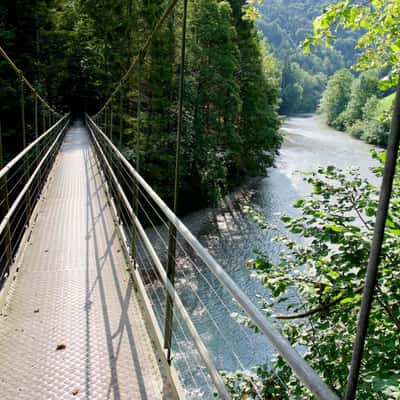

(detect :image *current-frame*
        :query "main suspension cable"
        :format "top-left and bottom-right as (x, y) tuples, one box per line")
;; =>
(0, 44), (61, 117)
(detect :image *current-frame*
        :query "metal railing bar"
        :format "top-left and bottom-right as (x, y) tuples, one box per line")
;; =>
(0, 152), (53, 241)
(10, 213), (30, 254)
(0, 237), (10, 282)
(88, 121), (231, 399)
(103, 154), (259, 349)
(111, 152), (292, 393)
(91, 133), (187, 400)
(0, 145), (47, 198)
(0, 115), (69, 181)
(104, 134), (289, 395)
(97, 128), (287, 393)
(109, 166), (289, 395)
(4, 145), (57, 221)
(106, 154), (258, 397)
(4, 148), (50, 200)
(0, 118), (69, 238)
(86, 114), (338, 400)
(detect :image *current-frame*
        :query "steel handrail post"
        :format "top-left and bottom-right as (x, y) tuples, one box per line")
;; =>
(110, 105), (113, 142)
(20, 75), (32, 221)
(42, 106), (46, 133)
(131, 56), (143, 270)
(34, 94), (42, 198)
(119, 86), (123, 149)
(105, 106), (108, 137)
(0, 115), (68, 181)
(164, 0), (188, 364)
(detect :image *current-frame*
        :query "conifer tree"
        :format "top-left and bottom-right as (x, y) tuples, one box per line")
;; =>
(230, 0), (281, 178)
(185, 0), (241, 201)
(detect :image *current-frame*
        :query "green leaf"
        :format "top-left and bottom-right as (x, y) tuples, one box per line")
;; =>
(324, 224), (343, 233)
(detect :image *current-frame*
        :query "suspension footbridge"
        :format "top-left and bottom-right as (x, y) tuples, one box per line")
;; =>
(0, 110), (340, 399)
(1, 0), (399, 399)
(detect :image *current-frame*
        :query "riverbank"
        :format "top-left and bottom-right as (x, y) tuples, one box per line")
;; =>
(180, 114), (378, 237)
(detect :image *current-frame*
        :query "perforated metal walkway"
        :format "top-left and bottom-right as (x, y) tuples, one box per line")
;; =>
(0, 121), (173, 399)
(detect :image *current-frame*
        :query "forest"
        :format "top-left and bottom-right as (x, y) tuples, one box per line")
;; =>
(0, 0), (281, 211)
(257, 0), (396, 147)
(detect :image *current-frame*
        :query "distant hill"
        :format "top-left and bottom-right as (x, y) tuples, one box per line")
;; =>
(257, 0), (360, 114)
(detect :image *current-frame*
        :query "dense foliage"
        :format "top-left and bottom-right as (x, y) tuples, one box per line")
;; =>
(319, 68), (393, 146)
(257, 0), (359, 115)
(176, 0), (281, 205)
(0, 0), (77, 159)
(318, 68), (353, 128)
(226, 157), (400, 399)
(0, 0), (281, 209)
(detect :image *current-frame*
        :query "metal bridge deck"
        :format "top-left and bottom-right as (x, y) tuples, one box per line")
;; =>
(0, 121), (172, 400)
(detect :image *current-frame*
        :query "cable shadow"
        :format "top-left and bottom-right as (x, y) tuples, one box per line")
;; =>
(82, 128), (167, 399)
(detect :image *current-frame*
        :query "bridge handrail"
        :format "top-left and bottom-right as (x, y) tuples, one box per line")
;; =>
(87, 117), (230, 399)
(0, 117), (70, 239)
(86, 114), (339, 400)
(0, 114), (69, 181)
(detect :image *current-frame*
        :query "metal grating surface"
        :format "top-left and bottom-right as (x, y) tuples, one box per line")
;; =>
(0, 121), (173, 400)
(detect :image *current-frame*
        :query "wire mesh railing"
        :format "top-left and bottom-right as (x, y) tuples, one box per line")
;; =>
(86, 113), (339, 400)
(0, 115), (69, 287)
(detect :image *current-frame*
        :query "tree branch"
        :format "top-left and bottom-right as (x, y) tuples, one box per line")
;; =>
(350, 192), (372, 231)
(273, 285), (364, 320)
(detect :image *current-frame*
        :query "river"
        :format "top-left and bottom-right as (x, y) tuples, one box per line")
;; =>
(146, 115), (379, 398)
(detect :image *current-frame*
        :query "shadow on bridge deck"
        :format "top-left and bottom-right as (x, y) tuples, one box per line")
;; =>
(0, 120), (173, 400)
